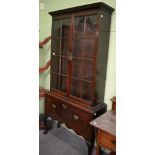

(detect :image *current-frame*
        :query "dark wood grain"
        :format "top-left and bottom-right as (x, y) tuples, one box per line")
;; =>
(45, 91), (107, 145)
(49, 2), (114, 16)
(45, 3), (114, 155)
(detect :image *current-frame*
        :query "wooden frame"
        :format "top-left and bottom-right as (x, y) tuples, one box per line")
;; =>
(45, 3), (114, 155)
(50, 10), (102, 105)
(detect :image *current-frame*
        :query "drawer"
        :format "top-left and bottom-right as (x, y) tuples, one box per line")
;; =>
(68, 106), (92, 135)
(60, 103), (92, 133)
(60, 102), (71, 120)
(99, 130), (116, 152)
(70, 106), (91, 123)
(59, 101), (91, 123)
(45, 92), (95, 143)
(45, 96), (61, 119)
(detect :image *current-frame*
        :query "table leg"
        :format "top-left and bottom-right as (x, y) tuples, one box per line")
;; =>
(43, 115), (48, 134)
(96, 145), (100, 155)
(57, 122), (61, 128)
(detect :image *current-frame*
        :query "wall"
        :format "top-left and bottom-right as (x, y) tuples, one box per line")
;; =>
(39, 0), (116, 113)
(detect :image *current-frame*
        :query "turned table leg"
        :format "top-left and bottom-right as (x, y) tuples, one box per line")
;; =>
(57, 122), (61, 128)
(43, 115), (48, 134)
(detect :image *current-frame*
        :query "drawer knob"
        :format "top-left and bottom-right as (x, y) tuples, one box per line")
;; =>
(51, 104), (56, 109)
(111, 140), (116, 145)
(62, 104), (67, 109)
(73, 114), (79, 120)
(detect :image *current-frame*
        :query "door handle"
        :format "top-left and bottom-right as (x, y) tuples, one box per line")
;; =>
(62, 104), (67, 109)
(51, 104), (56, 109)
(73, 114), (79, 120)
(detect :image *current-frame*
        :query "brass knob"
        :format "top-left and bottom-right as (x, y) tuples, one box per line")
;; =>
(62, 104), (67, 109)
(51, 104), (56, 109)
(73, 114), (79, 120)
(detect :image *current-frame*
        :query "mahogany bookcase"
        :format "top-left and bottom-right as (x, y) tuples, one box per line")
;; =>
(44, 2), (114, 155)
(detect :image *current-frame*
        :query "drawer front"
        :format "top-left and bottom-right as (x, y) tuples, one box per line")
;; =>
(70, 105), (91, 123)
(45, 95), (61, 119)
(99, 130), (116, 152)
(62, 104), (92, 141)
(60, 102), (71, 120)
(45, 93), (93, 142)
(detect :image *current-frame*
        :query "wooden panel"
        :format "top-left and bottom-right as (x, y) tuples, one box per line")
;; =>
(45, 95), (62, 120)
(49, 3), (114, 16)
(45, 91), (107, 155)
(60, 102), (72, 121)
(45, 92), (93, 142)
(63, 104), (92, 141)
(70, 104), (91, 122)
(99, 130), (116, 152)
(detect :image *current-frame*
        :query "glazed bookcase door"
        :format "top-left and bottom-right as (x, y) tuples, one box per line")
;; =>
(51, 16), (71, 94)
(51, 13), (99, 104)
(70, 14), (98, 103)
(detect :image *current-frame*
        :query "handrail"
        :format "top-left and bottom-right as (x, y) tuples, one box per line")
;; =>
(39, 87), (45, 97)
(39, 36), (52, 97)
(39, 59), (51, 73)
(39, 36), (51, 48)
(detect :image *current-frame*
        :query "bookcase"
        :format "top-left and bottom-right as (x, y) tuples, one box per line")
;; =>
(45, 2), (114, 154)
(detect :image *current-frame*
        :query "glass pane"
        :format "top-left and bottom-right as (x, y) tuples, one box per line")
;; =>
(81, 82), (92, 101)
(62, 18), (70, 37)
(60, 58), (68, 75)
(71, 79), (81, 98)
(61, 37), (68, 56)
(72, 38), (83, 58)
(53, 19), (61, 37)
(74, 16), (84, 37)
(59, 75), (67, 92)
(51, 56), (60, 73)
(51, 73), (59, 90)
(72, 59), (93, 81)
(72, 38), (95, 59)
(85, 15), (97, 36)
(72, 60), (81, 78)
(52, 38), (60, 55)
(84, 39), (95, 59)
